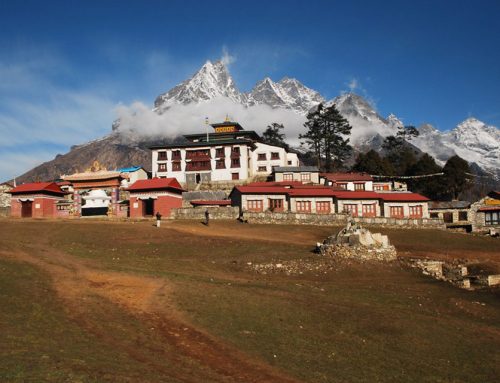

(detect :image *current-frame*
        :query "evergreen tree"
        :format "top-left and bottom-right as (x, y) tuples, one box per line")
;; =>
(299, 103), (352, 172)
(382, 128), (419, 175)
(442, 155), (471, 200)
(262, 123), (289, 150)
(406, 153), (444, 199)
(352, 150), (394, 175)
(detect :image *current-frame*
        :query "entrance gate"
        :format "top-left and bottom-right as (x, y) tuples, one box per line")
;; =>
(143, 198), (155, 216)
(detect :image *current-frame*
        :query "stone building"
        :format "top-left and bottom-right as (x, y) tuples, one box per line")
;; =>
(273, 166), (320, 184)
(428, 201), (472, 231)
(469, 191), (500, 232)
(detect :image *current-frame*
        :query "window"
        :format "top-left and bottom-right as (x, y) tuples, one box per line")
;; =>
(485, 211), (500, 225)
(338, 183), (347, 190)
(158, 151), (167, 160)
(172, 162), (181, 171)
(287, 160), (292, 165)
(271, 152), (280, 160)
(269, 199), (284, 212)
(283, 173), (293, 181)
(231, 158), (240, 168)
(158, 163), (167, 171)
(300, 173), (311, 182)
(232, 146), (240, 155)
(430, 212), (439, 219)
(258, 166), (267, 172)
(343, 204), (358, 217)
(443, 212), (453, 223)
(409, 205), (423, 218)
(362, 204), (376, 217)
(390, 206), (404, 218)
(247, 199), (263, 211)
(354, 183), (365, 191)
(216, 159), (226, 169)
(257, 153), (267, 161)
(232, 172), (239, 180)
(316, 201), (331, 214)
(296, 200), (312, 213)
(172, 150), (181, 159)
(458, 211), (468, 221)
(216, 148), (225, 157)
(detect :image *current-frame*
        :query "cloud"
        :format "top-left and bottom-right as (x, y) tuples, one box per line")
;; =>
(0, 47), (119, 180)
(115, 98), (307, 145)
(220, 45), (236, 66)
(348, 78), (359, 92)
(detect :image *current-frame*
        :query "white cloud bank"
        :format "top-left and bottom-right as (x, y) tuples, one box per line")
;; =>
(115, 97), (307, 145)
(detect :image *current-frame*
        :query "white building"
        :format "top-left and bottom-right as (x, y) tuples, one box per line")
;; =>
(150, 120), (299, 185)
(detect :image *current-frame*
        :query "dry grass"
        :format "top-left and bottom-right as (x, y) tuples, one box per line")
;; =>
(0, 218), (499, 382)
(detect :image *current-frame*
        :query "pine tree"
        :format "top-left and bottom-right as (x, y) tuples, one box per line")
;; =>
(299, 103), (352, 171)
(442, 155), (471, 200)
(352, 150), (394, 175)
(262, 123), (289, 150)
(406, 153), (444, 199)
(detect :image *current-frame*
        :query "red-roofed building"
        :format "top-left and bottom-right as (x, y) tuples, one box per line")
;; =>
(9, 182), (66, 218)
(229, 182), (430, 218)
(320, 172), (374, 191)
(127, 178), (184, 218)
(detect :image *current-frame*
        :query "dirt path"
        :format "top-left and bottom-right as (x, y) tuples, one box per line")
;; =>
(0, 243), (301, 383)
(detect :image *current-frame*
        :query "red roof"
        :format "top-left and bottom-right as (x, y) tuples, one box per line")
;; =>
(127, 178), (184, 192)
(478, 205), (500, 212)
(245, 181), (303, 187)
(288, 187), (338, 197)
(190, 200), (232, 206)
(377, 193), (429, 202)
(321, 172), (373, 182)
(10, 182), (65, 195)
(333, 191), (381, 199)
(233, 186), (288, 195)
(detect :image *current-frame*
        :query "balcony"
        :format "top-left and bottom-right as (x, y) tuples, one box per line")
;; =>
(186, 161), (211, 171)
(186, 151), (210, 160)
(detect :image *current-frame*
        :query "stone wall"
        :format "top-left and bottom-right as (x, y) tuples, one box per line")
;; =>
(170, 206), (239, 220)
(242, 211), (444, 228)
(182, 190), (228, 207)
(0, 206), (10, 217)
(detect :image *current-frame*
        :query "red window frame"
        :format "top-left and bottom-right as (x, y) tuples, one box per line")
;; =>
(158, 151), (167, 160)
(271, 152), (280, 160)
(316, 201), (331, 214)
(231, 158), (240, 168)
(390, 206), (404, 218)
(361, 203), (376, 217)
(158, 163), (167, 171)
(296, 200), (312, 213)
(343, 204), (358, 217)
(257, 153), (267, 161)
(269, 198), (284, 212)
(172, 162), (181, 171)
(258, 166), (267, 172)
(409, 205), (423, 218)
(354, 183), (365, 191)
(247, 199), (263, 212)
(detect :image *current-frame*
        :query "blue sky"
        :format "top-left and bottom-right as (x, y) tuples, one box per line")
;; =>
(1, 0), (499, 181)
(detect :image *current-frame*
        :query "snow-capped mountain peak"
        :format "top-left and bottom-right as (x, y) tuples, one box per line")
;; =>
(154, 60), (244, 111)
(245, 76), (324, 114)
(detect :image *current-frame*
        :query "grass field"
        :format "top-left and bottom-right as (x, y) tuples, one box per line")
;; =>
(0, 219), (499, 382)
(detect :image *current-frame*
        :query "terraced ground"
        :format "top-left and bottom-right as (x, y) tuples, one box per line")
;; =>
(0, 219), (499, 382)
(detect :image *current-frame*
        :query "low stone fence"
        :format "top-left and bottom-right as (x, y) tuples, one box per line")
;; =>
(242, 211), (444, 228)
(0, 206), (10, 217)
(170, 206), (239, 220)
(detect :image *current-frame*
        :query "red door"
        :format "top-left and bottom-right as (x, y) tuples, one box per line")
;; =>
(21, 201), (33, 217)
